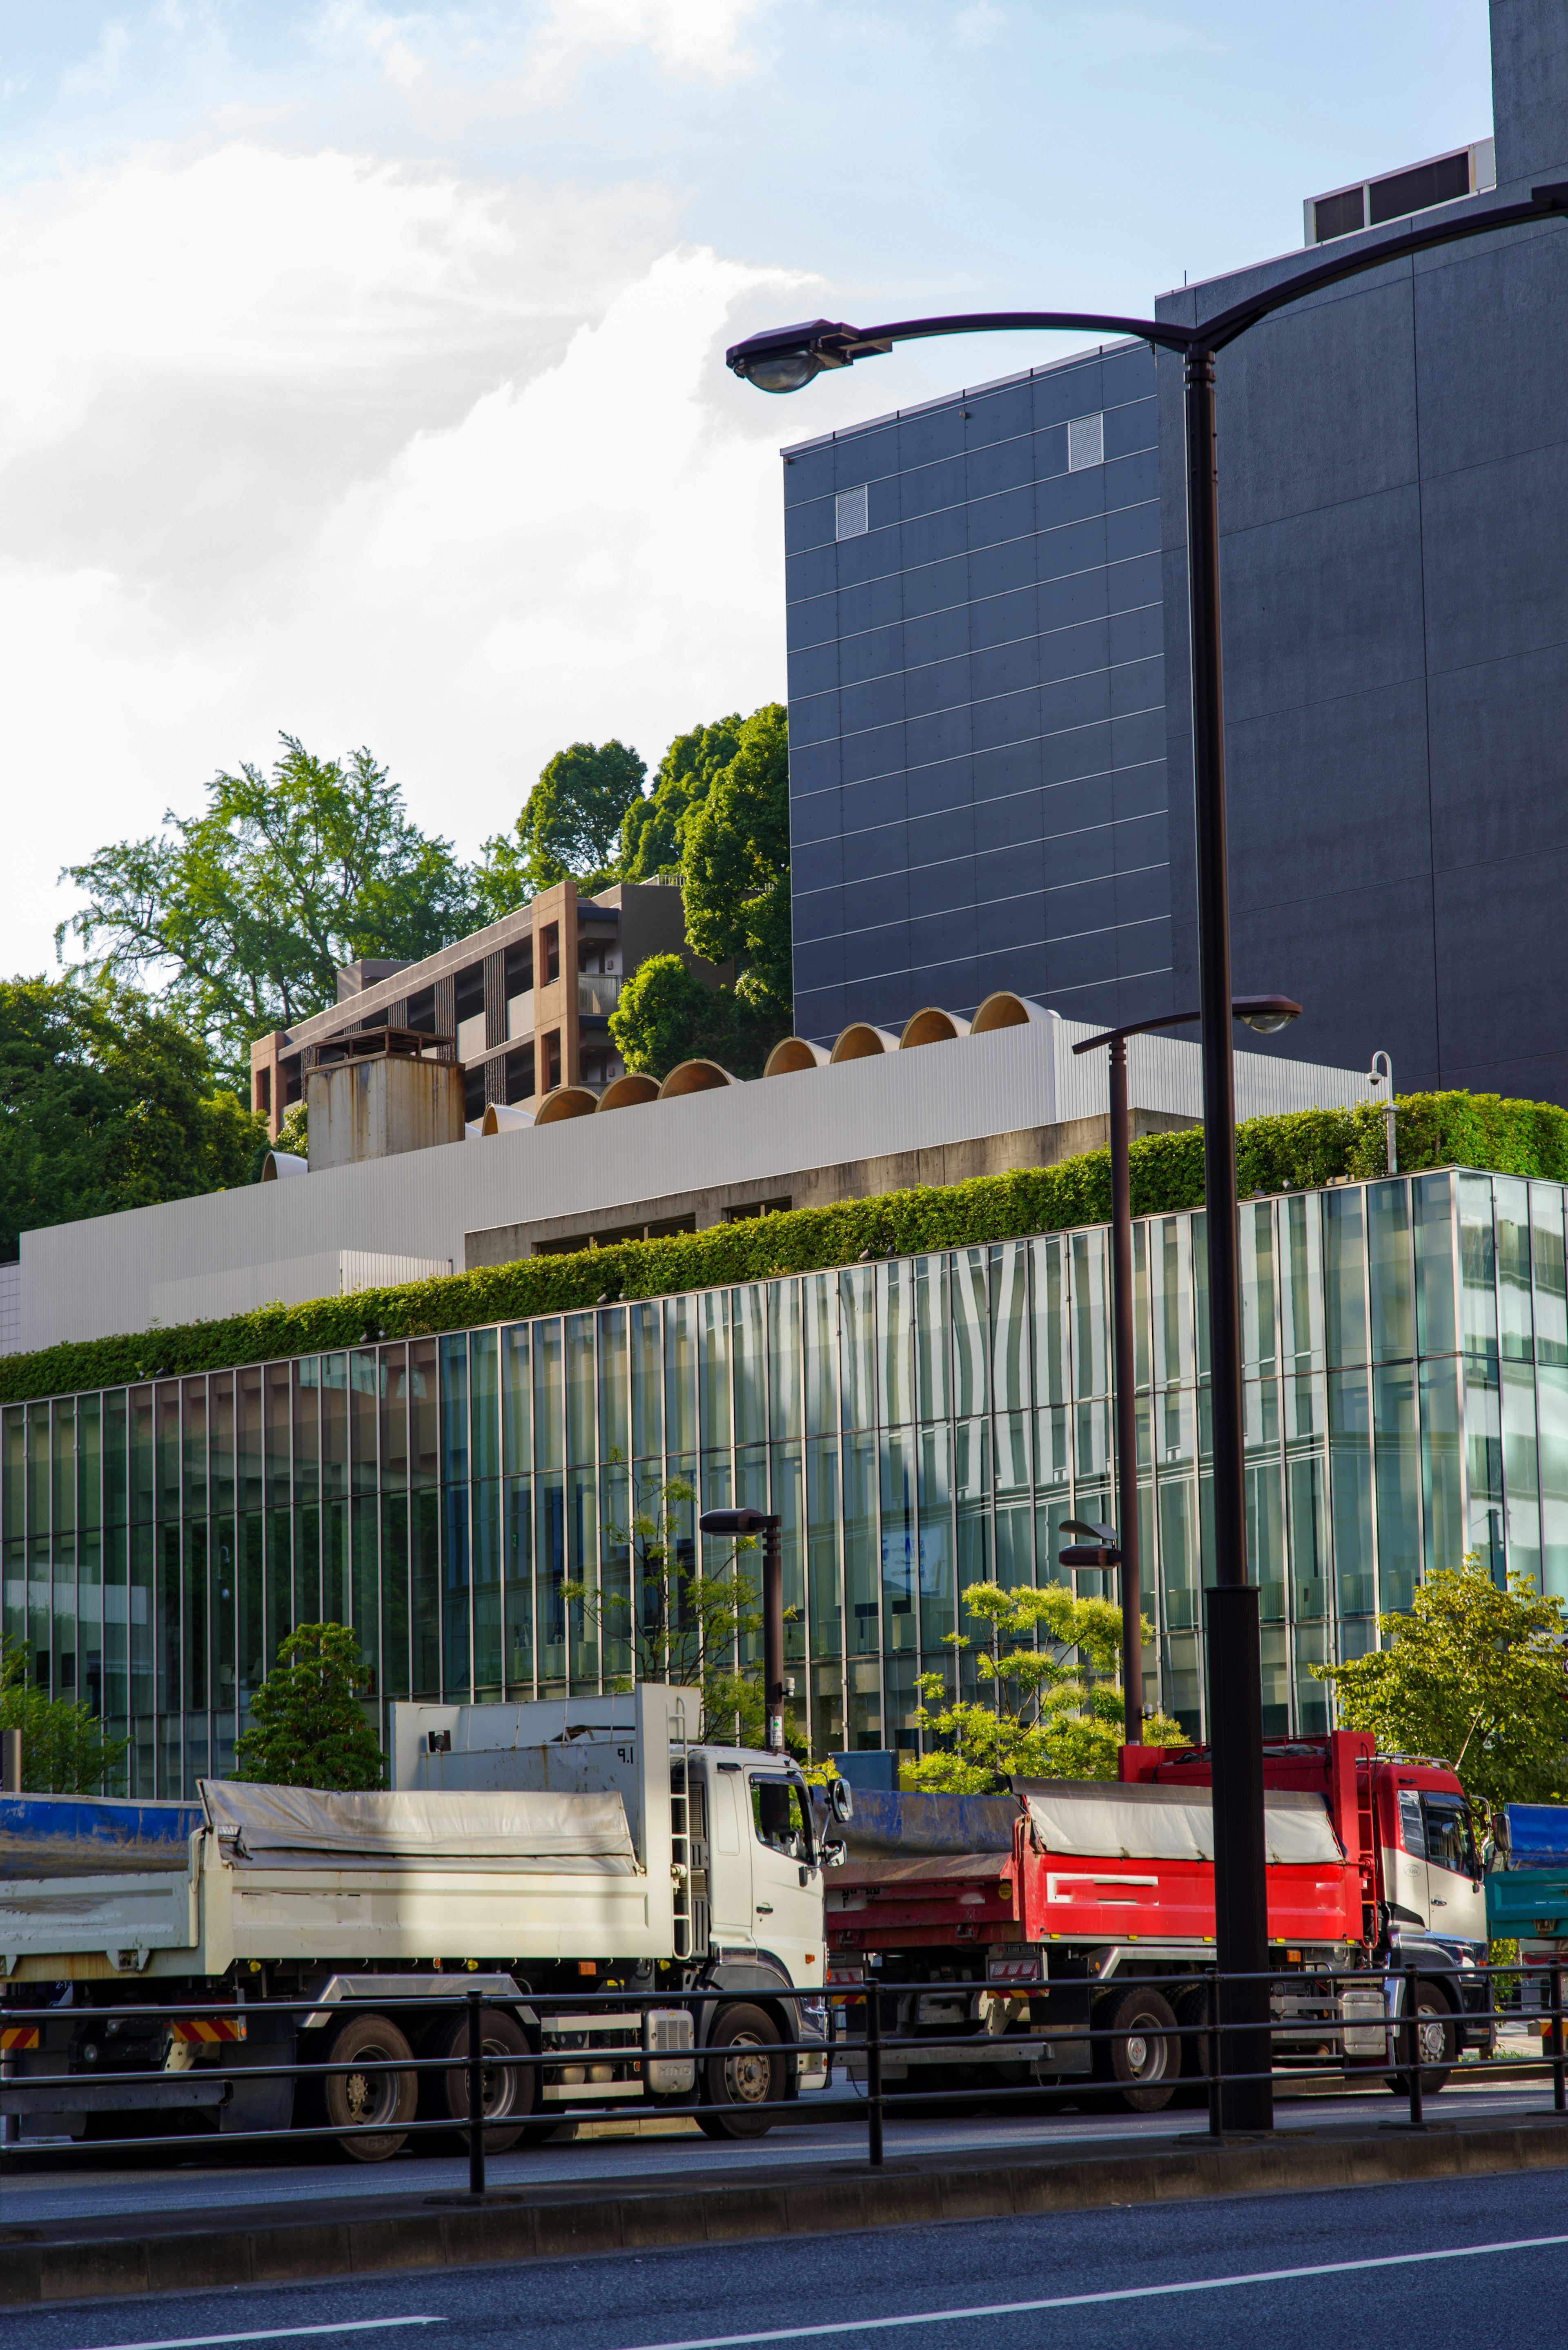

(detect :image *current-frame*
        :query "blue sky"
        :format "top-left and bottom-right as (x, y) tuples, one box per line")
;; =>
(0, 0), (1496, 980)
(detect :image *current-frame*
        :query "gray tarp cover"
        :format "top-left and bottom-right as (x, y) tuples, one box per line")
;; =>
(198, 1781), (638, 1873)
(1014, 1780), (1342, 1866)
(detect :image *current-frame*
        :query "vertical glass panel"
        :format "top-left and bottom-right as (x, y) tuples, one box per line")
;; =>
(664, 1296), (697, 1456)
(1240, 1202), (1276, 1373)
(802, 1274), (836, 1438)
(770, 1439), (806, 1674)
(1030, 1236), (1071, 1407)
(377, 1347), (409, 1488)
(265, 1510), (290, 1670)
(1160, 1478), (1200, 1632)
(1538, 1364), (1568, 1601)
(917, 1424), (954, 1654)
(1151, 1219), (1193, 1390)
(1260, 1625), (1290, 1737)
(600, 1459), (633, 1683)
(1288, 1454), (1328, 1621)
(565, 1314), (597, 1465)
(131, 1384), (155, 1523)
(52, 1400), (78, 1538)
(470, 1329), (500, 1483)
(699, 1291), (732, 1451)
(349, 1351), (378, 1495)
(1458, 1175), (1499, 1367)
(503, 1476), (533, 1694)
(533, 1320), (564, 1475)
(1294, 1621), (1329, 1734)
(876, 1261), (913, 1429)
(880, 1431), (916, 1652)
(843, 1433), (879, 1656)
(320, 1355), (348, 1502)
(155, 1382), (181, 1520)
(1502, 1358), (1541, 1591)
(502, 1325), (532, 1474)
(157, 1520), (182, 1722)
(1071, 1229), (1109, 1399)
(293, 1502), (321, 1626)
(1368, 1181), (1414, 1363)
(440, 1334), (470, 1483)
(1414, 1173), (1458, 1358)
(994, 1411), (1032, 1587)
(1, 1407), (23, 1543)
(350, 1497), (378, 1677)
(473, 1479), (501, 1691)
(768, 1282), (801, 1444)
(1075, 1396), (1111, 1485)
(379, 1492), (410, 1702)
(1495, 1177), (1534, 1362)
(1247, 1462), (1285, 1618)
(1036, 1405), (1071, 1491)
(915, 1255), (951, 1423)
(806, 1435), (841, 1662)
(238, 1512), (265, 1701)
(595, 1308), (628, 1461)
(443, 1483), (471, 1699)
(1280, 1194), (1323, 1369)
(839, 1268), (875, 1433)
(954, 1416), (990, 1591)
(1419, 1357), (1466, 1580)
(129, 1521), (155, 1733)
(412, 1489), (441, 1693)
(322, 1498), (348, 1623)
(630, 1302), (663, 1457)
(991, 1243), (1029, 1414)
(1465, 1367), (1504, 1578)
(410, 1339), (439, 1487)
(1329, 1368), (1374, 1619)
(568, 1467), (599, 1691)
(951, 1249), (989, 1418)
(1323, 1191), (1367, 1368)
(732, 1287), (768, 1446)
(1533, 1188), (1568, 1368)
(1373, 1366), (1420, 1614)
(206, 1376), (232, 1521)
(1192, 1212), (1210, 1382)
(105, 1391), (127, 1530)
(1132, 1220), (1151, 1394)
(290, 1363), (319, 1508)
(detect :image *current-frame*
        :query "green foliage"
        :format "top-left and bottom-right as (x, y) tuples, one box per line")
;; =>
(0, 1635), (131, 1793)
(0, 976), (265, 1260)
(620, 715), (744, 883)
(232, 1622), (385, 1790)
(608, 954), (788, 1082)
(493, 740), (648, 896)
(3, 1086), (1564, 1407)
(905, 1582), (1188, 1790)
(563, 1472), (770, 1745)
(681, 704), (791, 1020)
(1314, 1560), (1568, 1810)
(59, 737), (480, 1089)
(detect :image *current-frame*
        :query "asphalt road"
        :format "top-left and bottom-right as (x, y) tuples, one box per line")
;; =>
(0, 2052), (1560, 2230)
(5, 2163), (1568, 2350)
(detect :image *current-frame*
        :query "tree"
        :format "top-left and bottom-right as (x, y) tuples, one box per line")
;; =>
(232, 1622), (385, 1790)
(59, 736), (480, 1090)
(620, 714), (745, 883)
(905, 1581), (1190, 1792)
(0, 976), (265, 1260)
(607, 953), (786, 1082)
(490, 739), (648, 898)
(681, 703), (792, 1021)
(564, 1472), (771, 1745)
(0, 1637), (131, 1793)
(1315, 1560), (1568, 1811)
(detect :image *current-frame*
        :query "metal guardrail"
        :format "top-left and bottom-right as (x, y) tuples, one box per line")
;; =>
(0, 1962), (1563, 2189)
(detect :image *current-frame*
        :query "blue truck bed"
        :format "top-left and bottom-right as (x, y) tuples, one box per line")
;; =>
(0, 1794), (203, 1880)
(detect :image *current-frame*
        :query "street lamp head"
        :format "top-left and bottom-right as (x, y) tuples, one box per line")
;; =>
(1232, 994), (1302, 1037)
(1061, 1516), (1118, 1546)
(697, 1507), (780, 1536)
(726, 320), (851, 392)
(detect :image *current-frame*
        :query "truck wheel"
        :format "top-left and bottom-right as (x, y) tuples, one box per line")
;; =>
(320, 2013), (418, 2162)
(1388, 1982), (1456, 2098)
(696, 2004), (782, 2140)
(427, 2007), (536, 2154)
(1098, 1987), (1178, 2113)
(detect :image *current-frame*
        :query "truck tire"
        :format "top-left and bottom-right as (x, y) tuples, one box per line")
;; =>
(1096, 1986), (1178, 2113)
(1388, 1981), (1456, 2098)
(426, 2007), (536, 2153)
(696, 2003), (782, 2140)
(319, 2013), (418, 2162)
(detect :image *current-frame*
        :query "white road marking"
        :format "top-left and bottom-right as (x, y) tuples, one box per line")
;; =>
(68, 2320), (443, 2350)
(615, 2231), (1568, 2350)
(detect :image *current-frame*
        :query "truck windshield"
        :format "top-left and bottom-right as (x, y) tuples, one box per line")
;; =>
(752, 1776), (813, 1864)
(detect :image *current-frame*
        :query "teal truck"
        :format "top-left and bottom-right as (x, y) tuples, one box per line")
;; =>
(1487, 1805), (1568, 2030)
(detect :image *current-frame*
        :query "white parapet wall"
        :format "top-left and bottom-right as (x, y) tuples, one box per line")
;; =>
(15, 1011), (1376, 1354)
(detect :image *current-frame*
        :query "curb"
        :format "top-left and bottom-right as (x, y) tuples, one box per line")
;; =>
(4, 2115), (1568, 2308)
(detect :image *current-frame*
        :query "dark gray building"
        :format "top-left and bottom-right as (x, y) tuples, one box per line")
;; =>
(784, 0), (1568, 1105)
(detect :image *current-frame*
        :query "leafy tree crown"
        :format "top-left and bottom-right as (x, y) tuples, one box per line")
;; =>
(232, 1621), (386, 1790)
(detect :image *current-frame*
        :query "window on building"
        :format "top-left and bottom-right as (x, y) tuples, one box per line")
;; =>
(1067, 413), (1104, 472)
(505, 1042), (535, 1104)
(256, 1068), (271, 1117)
(542, 1030), (561, 1094)
(835, 485), (869, 540)
(541, 925), (560, 985)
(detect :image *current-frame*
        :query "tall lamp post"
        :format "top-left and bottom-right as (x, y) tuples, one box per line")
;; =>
(1060, 997), (1301, 1750)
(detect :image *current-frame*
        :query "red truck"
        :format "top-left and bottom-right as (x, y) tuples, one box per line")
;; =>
(821, 1732), (1492, 2109)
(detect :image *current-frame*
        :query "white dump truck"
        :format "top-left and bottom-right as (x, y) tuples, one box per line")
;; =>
(0, 1686), (833, 2159)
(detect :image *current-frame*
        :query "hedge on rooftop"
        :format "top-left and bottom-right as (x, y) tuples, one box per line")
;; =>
(4, 1089), (1566, 1408)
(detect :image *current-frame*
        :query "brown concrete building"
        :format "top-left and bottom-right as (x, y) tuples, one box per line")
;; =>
(249, 877), (723, 1140)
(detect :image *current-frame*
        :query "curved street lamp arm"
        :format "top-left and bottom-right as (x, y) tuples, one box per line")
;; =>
(830, 308), (1195, 358)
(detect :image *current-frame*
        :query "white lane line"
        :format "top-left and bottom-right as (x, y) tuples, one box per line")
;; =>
(67, 2320), (443, 2350)
(612, 2231), (1568, 2350)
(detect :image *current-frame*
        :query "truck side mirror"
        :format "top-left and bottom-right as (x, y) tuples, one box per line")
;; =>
(820, 1831), (847, 1866)
(829, 1778), (853, 1824)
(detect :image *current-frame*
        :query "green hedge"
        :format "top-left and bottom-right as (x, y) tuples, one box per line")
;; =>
(5, 1089), (1566, 1408)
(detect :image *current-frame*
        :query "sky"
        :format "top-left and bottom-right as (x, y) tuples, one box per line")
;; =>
(0, 0), (1497, 986)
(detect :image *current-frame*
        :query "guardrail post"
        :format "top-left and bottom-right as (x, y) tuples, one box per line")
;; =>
(866, 1982), (884, 2169)
(1207, 1979), (1222, 2139)
(1552, 1965), (1565, 2116)
(467, 1989), (486, 2195)
(1404, 1964), (1423, 2131)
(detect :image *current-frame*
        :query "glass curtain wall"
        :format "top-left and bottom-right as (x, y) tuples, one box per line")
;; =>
(2, 1172), (1559, 1794)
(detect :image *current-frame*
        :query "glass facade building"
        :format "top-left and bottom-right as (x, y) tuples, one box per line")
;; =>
(783, 339), (1170, 1046)
(4, 1168), (1565, 1799)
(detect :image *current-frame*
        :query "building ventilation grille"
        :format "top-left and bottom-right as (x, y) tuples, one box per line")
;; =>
(1305, 137), (1494, 246)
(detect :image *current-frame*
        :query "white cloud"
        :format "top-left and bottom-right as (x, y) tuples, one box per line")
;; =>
(0, 143), (804, 977)
(312, 0), (774, 99)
